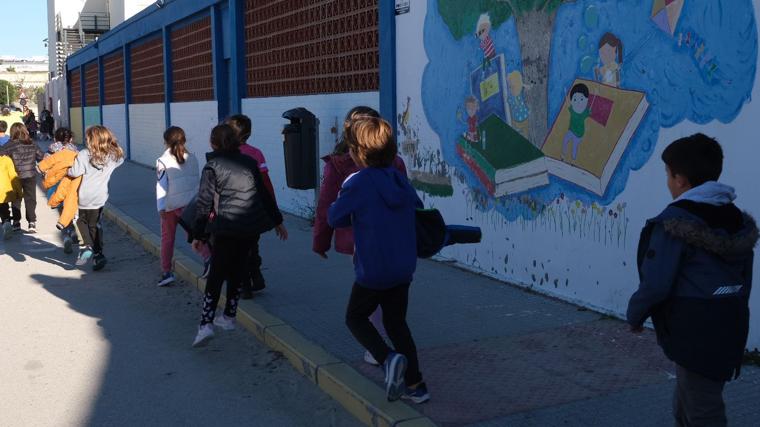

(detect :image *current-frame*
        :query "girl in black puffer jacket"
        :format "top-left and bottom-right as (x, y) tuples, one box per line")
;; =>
(0, 123), (43, 232)
(190, 124), (287, 347)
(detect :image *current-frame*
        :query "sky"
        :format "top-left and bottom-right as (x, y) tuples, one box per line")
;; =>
(1, 0), (49, 57)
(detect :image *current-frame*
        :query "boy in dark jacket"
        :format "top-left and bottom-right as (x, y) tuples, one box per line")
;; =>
(328, 116), (430, 404)
(0, 123), (43, 232)
(627, 133), (757, 427)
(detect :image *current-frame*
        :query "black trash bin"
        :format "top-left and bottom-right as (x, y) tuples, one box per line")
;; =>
(282, 108), (317, 190)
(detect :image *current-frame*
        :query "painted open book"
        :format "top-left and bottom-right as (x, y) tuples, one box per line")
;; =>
(457, 114), (549, 197)
(541, 79), (649, 196)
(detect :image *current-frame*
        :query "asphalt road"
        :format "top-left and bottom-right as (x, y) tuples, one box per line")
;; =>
(0, 187), (360, 427)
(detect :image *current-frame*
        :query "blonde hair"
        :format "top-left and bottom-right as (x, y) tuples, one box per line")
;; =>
(9, 123), (31, 144)
(476, 13), (492, 35)
(346, 117), (397, 168)
(86, 125), (124, 167)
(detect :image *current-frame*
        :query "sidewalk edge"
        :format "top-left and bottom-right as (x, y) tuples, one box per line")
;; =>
(103, 203), (436, 427)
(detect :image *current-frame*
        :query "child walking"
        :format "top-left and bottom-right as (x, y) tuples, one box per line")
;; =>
(156, 126), (200, 287)
(627, 134), (756, 426)
(224, 114), (283, 299)
(0, 123), (44, 233)
(313, 106), (407, 366)
(0, 151), (21, 239)
(328, 116), (429, 404)
(68, 125), (124, 270)
(0, 120), (9, 146)
(38, 127), (81, 253)
(190, 124), (286, 347)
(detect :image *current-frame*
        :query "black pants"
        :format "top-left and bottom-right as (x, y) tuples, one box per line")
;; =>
(345, 283), (422, 386)
(77, 208), (104, 254)
(242, 235), (263, 291)
(201, 235), (254, 325)
(12, 177), (37, 223)
(673, 364), (727, 427)
(0, 203), (10, 222)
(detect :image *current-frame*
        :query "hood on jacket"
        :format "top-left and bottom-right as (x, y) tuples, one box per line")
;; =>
(664, 213), (759, 259)
(366, 167), (418, 210)
(676, 181), (736, 206)
(661, 196), (759, 259)
(323, 153), (358, 180)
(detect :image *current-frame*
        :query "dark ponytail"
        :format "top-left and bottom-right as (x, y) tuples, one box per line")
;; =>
(163, 126), (187, 165)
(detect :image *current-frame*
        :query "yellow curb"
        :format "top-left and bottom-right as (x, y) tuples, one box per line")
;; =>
(103, 206), (436, 427)
(236, 300), (287, 341)
(140, 233), (161, 257)
(174, 255), (201, 286)
(317, 363), (433, 427)
(265, 324), (341, 382)
(394, 417), (439, 427)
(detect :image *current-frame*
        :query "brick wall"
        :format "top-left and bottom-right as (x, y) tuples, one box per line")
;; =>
(103, 51), (125, 105)
(84, 61), (100, 107)
(171, 17), (214, 102)
(69, 69), (82, 108)
(245, 0), (379, 98)
(130, 35), (165, 104)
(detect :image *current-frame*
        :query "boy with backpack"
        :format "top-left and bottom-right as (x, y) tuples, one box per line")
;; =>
(328, 116), (429, 404)
(627, 133), (757, 426)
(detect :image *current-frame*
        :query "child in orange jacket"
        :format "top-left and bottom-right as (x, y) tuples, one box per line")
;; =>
(38, 128), (81, 253)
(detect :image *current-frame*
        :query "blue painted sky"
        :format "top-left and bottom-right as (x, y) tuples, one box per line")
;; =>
(422, 0), (757, 219)
(1, 0), (49, 57)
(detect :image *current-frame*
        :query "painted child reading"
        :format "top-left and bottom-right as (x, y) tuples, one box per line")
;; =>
(561, 83), (591, 162)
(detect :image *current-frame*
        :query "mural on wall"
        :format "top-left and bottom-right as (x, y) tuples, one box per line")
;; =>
(409, 0), (757, 246)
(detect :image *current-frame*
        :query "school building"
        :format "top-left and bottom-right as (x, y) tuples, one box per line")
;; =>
(64, 0), (760, 349)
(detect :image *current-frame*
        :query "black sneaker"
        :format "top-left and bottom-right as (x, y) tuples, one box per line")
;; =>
(28, 222), (36, 233)
(12, 221), (21, 232)
(383, 352), (407, 402)
(401, 382), (431, 404)
(200, 258), (211, 279)
(251, 271), (266, 292)
(92, 253), (108, 271)
(240, 277), (253, 299)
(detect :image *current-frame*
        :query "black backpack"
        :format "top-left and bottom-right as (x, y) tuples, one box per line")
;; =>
(416, 208), (483, 258)
(416, 208), (447, 258)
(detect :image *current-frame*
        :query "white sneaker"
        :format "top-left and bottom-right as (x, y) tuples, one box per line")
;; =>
(192, 324), (215, 347)
(213, 314), (236, 331)
(364, 350), (380, 366)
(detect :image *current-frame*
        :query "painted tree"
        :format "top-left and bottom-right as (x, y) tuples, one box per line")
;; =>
(438, 0), (571, 146)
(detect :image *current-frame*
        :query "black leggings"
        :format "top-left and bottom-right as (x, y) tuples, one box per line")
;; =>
(12, 177), (37, 223)
(345, 283), (423, 386)
(200, 235), (254, 325)
(0, 203), (10, 223)
(77, 208), (104, 254)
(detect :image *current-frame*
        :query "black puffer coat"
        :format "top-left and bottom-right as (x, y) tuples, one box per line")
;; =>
(0, 139), (44, 179)
(192, 151), (282, 240)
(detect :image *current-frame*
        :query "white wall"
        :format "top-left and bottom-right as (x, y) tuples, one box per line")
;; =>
(242, 92), (379, 216)
(45, 75), (68, 128)
(108, 0), (154, 29)
(128, 103), (165, 167)
(102, 104), (126, 150)
(395, 1), (760, 349)
(169, 101), (219, 173)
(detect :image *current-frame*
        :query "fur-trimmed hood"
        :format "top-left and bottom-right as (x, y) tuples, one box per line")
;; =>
(663, 213), (759, 258)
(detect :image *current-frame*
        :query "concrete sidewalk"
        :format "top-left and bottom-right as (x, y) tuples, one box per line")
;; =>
(107, 160), (760, 426)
